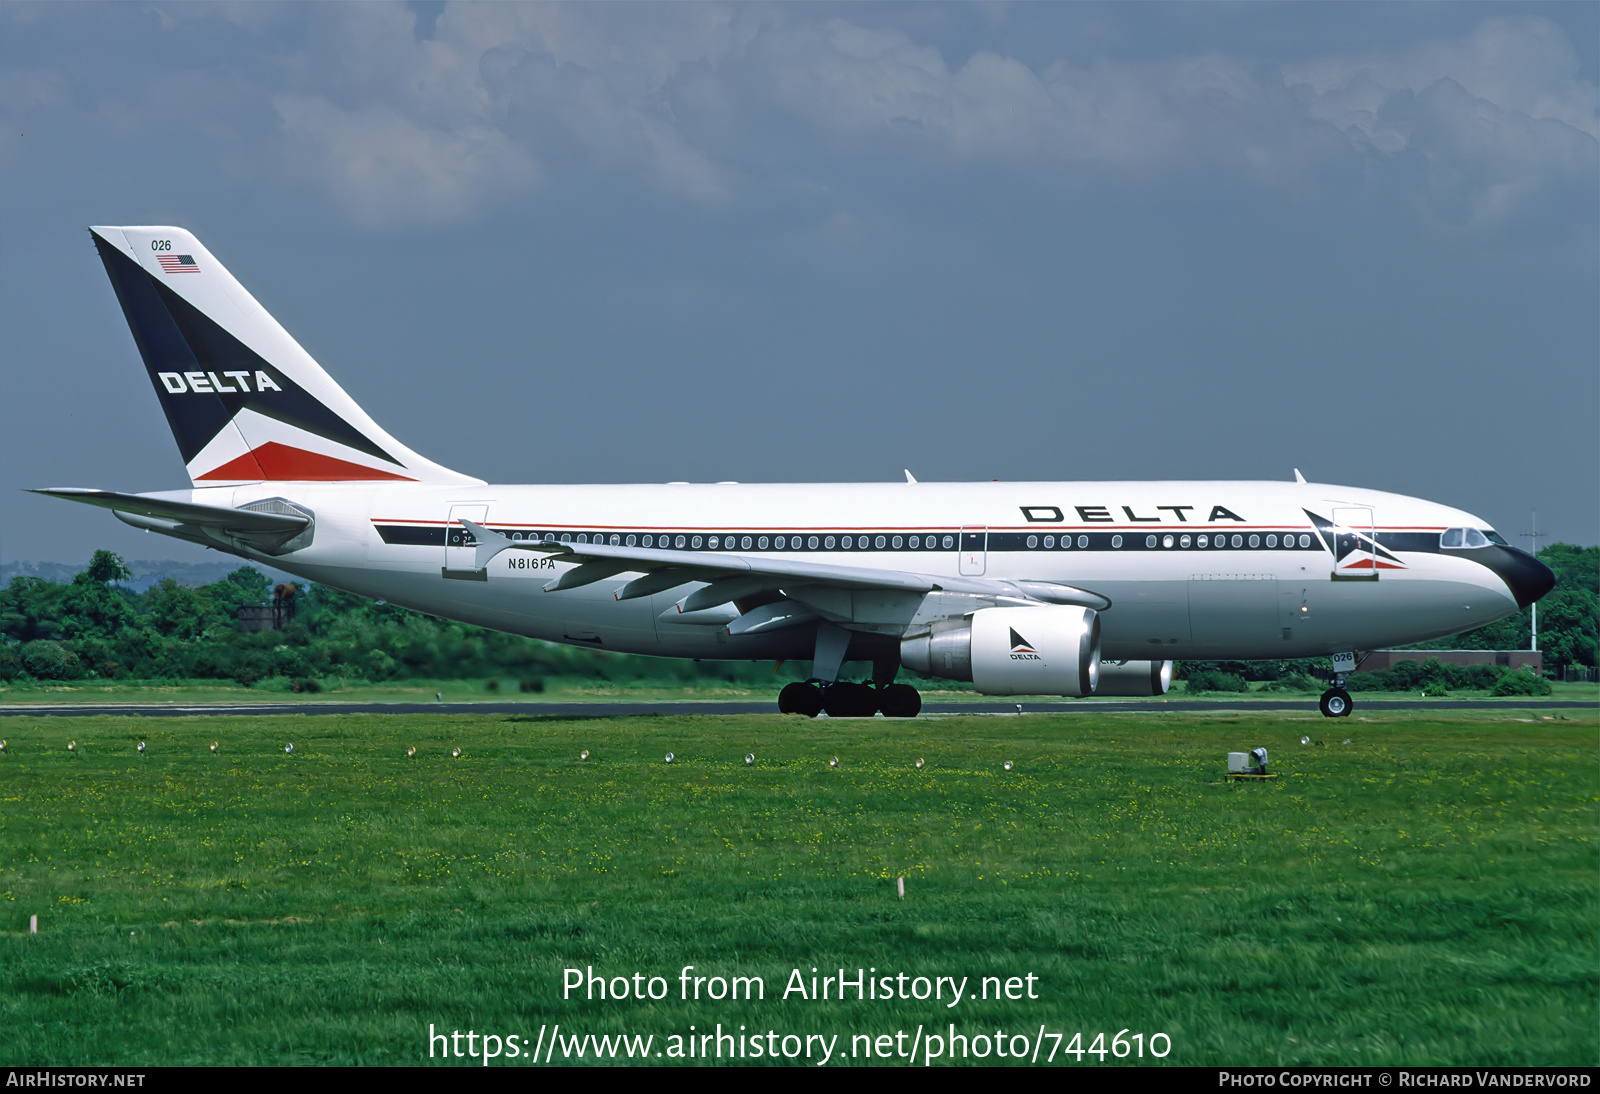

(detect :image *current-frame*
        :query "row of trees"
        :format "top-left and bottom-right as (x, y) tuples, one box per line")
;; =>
(0, 551), (778, 688)
(1, 544), (1594, 689)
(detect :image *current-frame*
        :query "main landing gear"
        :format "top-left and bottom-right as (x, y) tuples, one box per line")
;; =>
(777, 620), (922, 717)
(778, 680), (922, 718)
(1318, 651), (1356, 718)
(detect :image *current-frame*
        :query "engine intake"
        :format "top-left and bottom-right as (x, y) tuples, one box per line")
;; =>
(901, 606), (1101, 696)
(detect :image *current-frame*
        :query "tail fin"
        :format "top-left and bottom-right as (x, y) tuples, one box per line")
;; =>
(89, 226), (482, 486)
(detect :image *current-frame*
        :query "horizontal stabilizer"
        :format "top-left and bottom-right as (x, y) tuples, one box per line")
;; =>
(32, 488), (307, 534)
(34, 488), (313, 555)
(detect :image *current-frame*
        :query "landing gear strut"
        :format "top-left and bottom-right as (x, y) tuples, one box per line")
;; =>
(776, 624), (922, 717)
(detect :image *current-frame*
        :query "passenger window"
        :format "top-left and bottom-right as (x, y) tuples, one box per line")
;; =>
(1145, 535), (1157, 548)
(1111, 535), (1123, 548)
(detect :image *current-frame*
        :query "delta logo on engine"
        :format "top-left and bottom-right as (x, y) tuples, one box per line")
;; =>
(1009, 629), (1041, 661)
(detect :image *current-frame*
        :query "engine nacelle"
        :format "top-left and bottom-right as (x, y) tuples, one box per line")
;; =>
(1092, 660), (1174, 697)
(900, 606), (1101, 696)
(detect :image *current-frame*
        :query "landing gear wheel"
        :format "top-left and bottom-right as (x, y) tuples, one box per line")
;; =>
(823, 681), (877, 718)
(778, 681), (823, 717)
(1319, 688), (1353, 718)
(878, 683), (922, 718)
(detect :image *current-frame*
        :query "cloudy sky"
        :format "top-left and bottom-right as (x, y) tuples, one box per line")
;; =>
(2, 1), (1595, 564)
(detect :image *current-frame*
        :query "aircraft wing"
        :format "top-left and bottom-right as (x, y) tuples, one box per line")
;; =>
(459, 519), (1110, 612)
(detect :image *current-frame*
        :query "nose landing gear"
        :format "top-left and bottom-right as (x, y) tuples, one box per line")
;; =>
(1319, 651), (1357, 717)
(1318, 688), (1352, 718)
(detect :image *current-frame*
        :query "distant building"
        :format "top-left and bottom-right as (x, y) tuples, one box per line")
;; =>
(1356, 650), (1542, 674)
(235, 583), (297, 633)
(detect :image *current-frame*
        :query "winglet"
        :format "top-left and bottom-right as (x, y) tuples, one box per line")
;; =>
(1294, 468), (1307, 484)
(458, 518), (514, 571)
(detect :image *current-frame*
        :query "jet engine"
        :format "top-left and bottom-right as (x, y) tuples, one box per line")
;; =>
(900, 606), (1100, 696)
(1092, 659), (1174, 697)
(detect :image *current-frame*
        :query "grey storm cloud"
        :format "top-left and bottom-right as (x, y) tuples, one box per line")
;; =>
(42, 3), (1571, 230)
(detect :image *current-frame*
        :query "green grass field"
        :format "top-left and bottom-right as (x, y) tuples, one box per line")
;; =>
(1, 710), (1594, 1066)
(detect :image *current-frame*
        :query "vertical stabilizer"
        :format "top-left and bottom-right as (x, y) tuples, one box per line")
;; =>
(89, 225), (482, 486)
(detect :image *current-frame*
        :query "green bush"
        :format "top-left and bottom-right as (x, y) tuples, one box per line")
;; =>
(21, 640), (81, 680)
(1186, 670), (1249, 693)
(1491, 670), (1553, 697)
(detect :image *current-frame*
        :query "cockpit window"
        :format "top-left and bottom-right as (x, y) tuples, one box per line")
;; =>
(1485, 530), (1508, 546)
(1441, 527), (1492, 549)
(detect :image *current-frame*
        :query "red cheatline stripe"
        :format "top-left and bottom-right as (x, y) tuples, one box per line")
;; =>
(196, 442), (415, 482)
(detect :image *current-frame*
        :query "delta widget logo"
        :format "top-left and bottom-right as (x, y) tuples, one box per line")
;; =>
(1009, 629), (1042, 661)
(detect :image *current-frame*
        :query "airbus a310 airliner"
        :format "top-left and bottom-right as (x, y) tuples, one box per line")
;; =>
(36, 226), (1554, 718)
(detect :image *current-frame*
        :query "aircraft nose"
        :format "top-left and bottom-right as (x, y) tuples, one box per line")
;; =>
(1483, 546), (1556, 609)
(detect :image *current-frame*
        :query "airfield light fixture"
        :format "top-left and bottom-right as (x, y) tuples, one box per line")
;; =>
(829, 757), (838, 768)
(452, 747), (462, 758)
(210, 741), (218, 754)
(580, 749), (590, 761)
(665, 753), (675, 764)
(68, 741), (76, 755)
(745, 753), (755, 766)
(285, 743), (294, 755)
(915, 758), (924, 770)
(137, 741), (145, 755)
(1003, 760), (1013, 772)
(1301, 736), (1311, 745)
(407, 746), (416, 757)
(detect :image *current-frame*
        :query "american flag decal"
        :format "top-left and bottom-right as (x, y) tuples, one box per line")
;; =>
(157, 254), (199, 273)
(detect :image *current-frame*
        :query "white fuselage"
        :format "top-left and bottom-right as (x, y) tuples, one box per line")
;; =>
(179, 478), (1524, 665)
